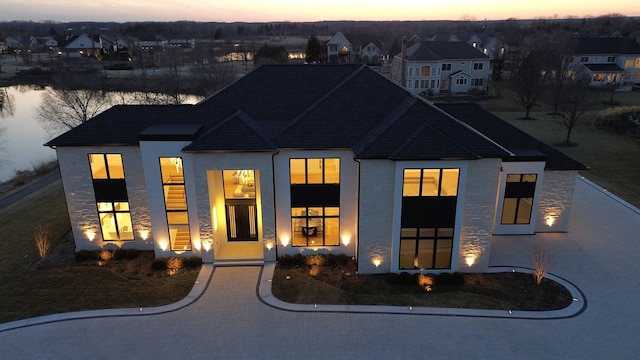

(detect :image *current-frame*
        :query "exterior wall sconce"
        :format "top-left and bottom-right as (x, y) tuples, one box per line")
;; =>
(545, 215), (556, 227)
(341, 235), (350, 246)
(280, 235), (290, 247)
(138, 229), (150, 240)
(202, 239), (213, 252)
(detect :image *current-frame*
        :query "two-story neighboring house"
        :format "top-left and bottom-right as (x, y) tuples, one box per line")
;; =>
(565, 37), (640, 87)
(62, 34), (103, 58)
(45, 65), (585, 275)
(391, 41), (491, 95)
(326, 31), (383, 64)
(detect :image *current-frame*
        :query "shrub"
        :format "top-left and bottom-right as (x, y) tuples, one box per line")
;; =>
(151, 257), (168, 270)
(125, 249), (140, 260)
(75, 250), (98, 262)
(99, 250), (113, 262)
(418, 273), (436, 287)
(437, 272), (453, 286)
(34, 225), (51, 259)
(451, 272), (465, 286)
(166, 257), (183, 276)
(183, 256), (202, 268)
(113, 249), (127, 261)
(398, 272), (413, 285)
(385, 273), (400, 284)
(305, 254), (325, 266)
(277, 254), (306, 268)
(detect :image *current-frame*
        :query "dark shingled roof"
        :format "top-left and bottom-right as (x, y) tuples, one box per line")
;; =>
(436, 103), (587, 170)
(46, 65), (520, 161)
(583, 63), (624, 72)
(404, 41), (489, 61)
(569, 37), (640, 55)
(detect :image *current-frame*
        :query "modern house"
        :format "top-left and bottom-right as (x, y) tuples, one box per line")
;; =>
(390, 41), (491, 95)
(565, 37), (640, 87)
(46, 64), (585, 275)
(326, 31), (384, 64)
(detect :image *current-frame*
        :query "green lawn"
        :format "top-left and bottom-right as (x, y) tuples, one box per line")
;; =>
(0, 181), (197, 324)
(478, 84), (640, 208)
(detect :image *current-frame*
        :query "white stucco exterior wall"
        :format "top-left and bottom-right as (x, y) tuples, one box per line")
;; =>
(535, 170), (578, 232)
(458, 158), (502, 272)
(357, 159), (396, 274)
(56, 146), (152, 251)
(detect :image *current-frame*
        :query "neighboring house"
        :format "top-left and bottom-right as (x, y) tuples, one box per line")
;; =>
(62, 34), (103, 58)
(29, 36), (59, 52)
(425, 33), (507, 60)
(135, 37), (169, 51)
(565, 37), (640, 87)
(0, 41), (7, 54)
(326, 31), (383, 64)
(45, 65), (585, 275)
(168, 38), (196, 48)
(391, 41), (491, 94)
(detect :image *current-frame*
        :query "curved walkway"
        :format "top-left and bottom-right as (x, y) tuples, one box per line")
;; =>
(1, 176), (639, 359)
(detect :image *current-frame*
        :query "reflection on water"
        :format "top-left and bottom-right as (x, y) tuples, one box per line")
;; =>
(0, 85), (203, 182)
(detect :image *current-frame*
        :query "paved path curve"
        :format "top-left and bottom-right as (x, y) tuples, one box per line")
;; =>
(0, 177), (639, 359)
(0, 168), (61, 210)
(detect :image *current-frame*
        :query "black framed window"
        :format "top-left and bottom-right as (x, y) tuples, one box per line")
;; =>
(89, 154), (133, 241)
(160, 157), (191, 251)
(501, 174), (537, 225)
(289, 158), (340, 247)
(400, 168), (459, 270)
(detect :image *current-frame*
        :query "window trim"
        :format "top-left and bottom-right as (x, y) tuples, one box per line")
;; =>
(159, 157), (192, 251)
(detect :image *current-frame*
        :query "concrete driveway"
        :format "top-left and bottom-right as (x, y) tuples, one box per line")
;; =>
(1, 176), (639, 359)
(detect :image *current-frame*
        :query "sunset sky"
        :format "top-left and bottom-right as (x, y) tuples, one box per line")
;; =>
(1, 0), (637, 23)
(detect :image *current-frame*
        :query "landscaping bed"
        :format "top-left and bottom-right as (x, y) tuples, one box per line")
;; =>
(272, 254), (572, 311)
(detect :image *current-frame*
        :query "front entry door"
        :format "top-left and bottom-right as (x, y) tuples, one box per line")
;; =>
(226, 199), (258, 241)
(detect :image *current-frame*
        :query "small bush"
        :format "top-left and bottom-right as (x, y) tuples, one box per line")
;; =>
(437, 272), (453, 286)
(75, 250), (98, 262)
(398, 272), (413, 285)
(418, 273), (437, 287)
(99, 250), (113, 262)
(112, 249), (127, 261)
(34, 225), (51, 259)
(183, 256), (202, 269)
(277, 254), (306, 268)
(451, 272), (465, 286)
(124, 249), (140, 260)
(305, 254), (325, 266)
(151, 257), (168, 270)
(385, 273), (400, 284)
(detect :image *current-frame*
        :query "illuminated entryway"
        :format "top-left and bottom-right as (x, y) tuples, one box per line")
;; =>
(223, 170), (258, 241)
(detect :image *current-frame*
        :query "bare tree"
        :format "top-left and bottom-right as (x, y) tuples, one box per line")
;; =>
(36, 71), (113, 133)
(554, 76), (601, 146)
(512, 48), (548, 119)
(532, 240), (550, 286)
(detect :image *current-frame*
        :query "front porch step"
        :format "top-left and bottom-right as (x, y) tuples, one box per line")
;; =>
(214, 258), (264, 266)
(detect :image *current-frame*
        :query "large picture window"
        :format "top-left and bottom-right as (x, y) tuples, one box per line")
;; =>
(400, 168), (459, 270)
(89, 153), (133, 241)
(290, 158), (340, 246)
(501, 174), (537, 225)
(160, 157), (191, 251)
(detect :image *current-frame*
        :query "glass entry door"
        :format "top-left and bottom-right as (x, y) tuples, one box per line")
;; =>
(223, 170), (258, 241)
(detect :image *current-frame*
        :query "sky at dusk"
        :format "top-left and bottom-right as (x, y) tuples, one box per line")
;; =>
(1, 0), (637, 23)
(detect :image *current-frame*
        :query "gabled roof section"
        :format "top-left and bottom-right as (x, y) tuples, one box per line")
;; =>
(569, 37), (640, 55)
(405, 41), (489, 61)
(184, 110), (276, 152)
(436, 103), (588, 170)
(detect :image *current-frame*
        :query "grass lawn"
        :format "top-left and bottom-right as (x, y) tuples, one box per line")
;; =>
(477, 84), (640, 208)
(0, 181), (198, 324)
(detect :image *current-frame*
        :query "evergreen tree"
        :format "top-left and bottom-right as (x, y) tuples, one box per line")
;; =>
(305, 34), (322, 63)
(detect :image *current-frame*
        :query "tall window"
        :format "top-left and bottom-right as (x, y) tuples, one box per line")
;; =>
(160, 157), (191, 251)
(442, 63), (451, 71)
(89, 154), (133, 241)
(501, 174), (537, 225)
(421, 66), (431, 76)
(473, 62), (484, 70)
(400, 168), (459, 270)
(290, 158), (340, 246)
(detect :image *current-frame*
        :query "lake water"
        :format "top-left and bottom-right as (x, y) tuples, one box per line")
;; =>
(0, 86), (202, 182)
